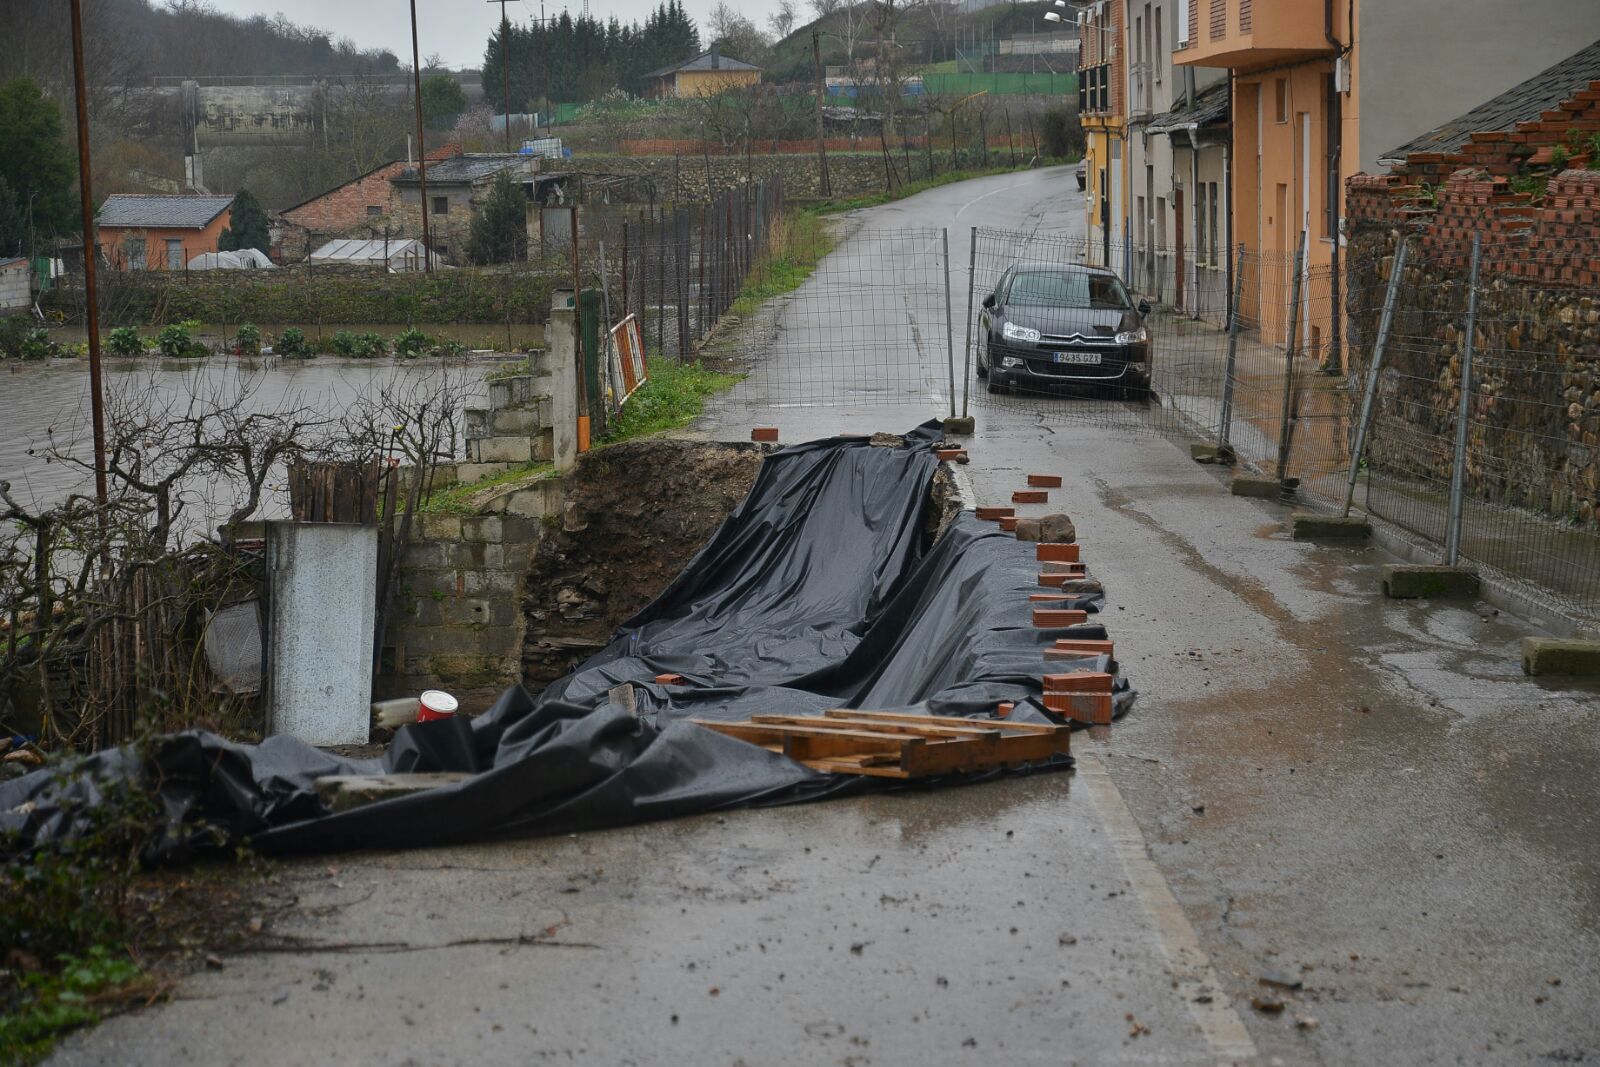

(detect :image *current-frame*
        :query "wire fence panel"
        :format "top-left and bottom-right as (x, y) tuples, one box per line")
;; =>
(1355, 247), (1600, 621)
(965, 228), (1351, 504)
(733, 226), (953, 409)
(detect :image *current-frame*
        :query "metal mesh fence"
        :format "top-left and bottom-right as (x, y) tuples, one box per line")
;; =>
(1358, 243), (1600, 620)
(615, 179), (786, 362)
(964, 229), (1349, 503)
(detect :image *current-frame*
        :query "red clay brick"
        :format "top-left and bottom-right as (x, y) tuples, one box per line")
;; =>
(996, 701), (1014, 718)
(1055, 638), (1115, 655)
(751, 427), (779, 442)
(1029, 593), (1076, 602)
(935, 448), (967, 462)
(1043, 671), (1114, 693)
(975, 506), (1014, 521)
(1026, 473), (1063, 488)
(1036, 542), (1081, 563)
(1011, 490), (1049, 504)
(1040, 561), (1088, 576)
(654, 673), (686, 685)
(1032, 608), (1089, 627)
(1043, 691), (1114, 725)
(999, 516), (1019, 531)
(1037, 572), (1071, 587)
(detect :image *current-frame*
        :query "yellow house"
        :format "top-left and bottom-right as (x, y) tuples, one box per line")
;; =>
(1078, 1), (1127, 269)
(646, 50), (762, 98)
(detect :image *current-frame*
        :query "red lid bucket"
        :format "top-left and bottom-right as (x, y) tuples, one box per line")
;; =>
(417, 690), (459, 723)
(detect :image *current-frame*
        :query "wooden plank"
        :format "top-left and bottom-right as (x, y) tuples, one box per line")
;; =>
(750, 713), (1002, 740)
(820, 708), (1062, 736)
(692, 719), (918, 761)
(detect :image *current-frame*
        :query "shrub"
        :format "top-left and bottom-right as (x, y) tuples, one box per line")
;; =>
(392, 326), (431, 358)
(275, 326), (311, 358)
(235, 323), (261, 356)
(1038, 105), (1085, 161)
(107, 326), (143, 357)
(155, 323), (196, 358)
(430, 338), (467, 359)
(331, 330), (385, 358)
(0, 315), (30, 358)
(20, 328), (58, 361)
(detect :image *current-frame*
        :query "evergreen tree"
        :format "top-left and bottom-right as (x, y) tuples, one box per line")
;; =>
(0, 79), (76, 239)
(0, 176), (25, 258)
(421, 72), (468, 127)
(218, 189), (270, 254)
(467, 172), (527, 264)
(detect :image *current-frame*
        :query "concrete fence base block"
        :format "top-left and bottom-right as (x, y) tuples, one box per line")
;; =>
(1521, 637), (1600, 676)
(1381, 564), (1480, 599)
(1231, 475), (1285, 499)
(942, 415), (976, 436)
(1190, 442), (1235, 465)
(1290, 512), (1372, 540)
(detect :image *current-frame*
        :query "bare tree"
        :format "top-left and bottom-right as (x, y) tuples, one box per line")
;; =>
(768, 0), (799, 40)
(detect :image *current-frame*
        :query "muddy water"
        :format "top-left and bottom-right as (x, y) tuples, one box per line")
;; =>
(52, 322), (548, 352)
(0, 356), (506, 514)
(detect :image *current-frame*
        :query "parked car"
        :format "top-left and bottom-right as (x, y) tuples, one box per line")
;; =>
(1075, 160), (1087, 190)
(976, 262), (1152, 399)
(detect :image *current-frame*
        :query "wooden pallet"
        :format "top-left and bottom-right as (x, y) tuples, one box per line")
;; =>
(691, 709), (1070, 779)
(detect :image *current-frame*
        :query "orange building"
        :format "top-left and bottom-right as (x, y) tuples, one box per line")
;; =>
(1176, 0), (1600, 364)
(97, 194), (235, 271)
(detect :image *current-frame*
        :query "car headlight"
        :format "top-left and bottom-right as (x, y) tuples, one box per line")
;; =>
(1002, 322), (1040, 343)
(1000, 356), (1025, 368)
(1114, 326), (1149, 345)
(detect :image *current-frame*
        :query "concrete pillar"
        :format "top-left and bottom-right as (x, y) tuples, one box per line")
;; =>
(548, 289), (580, 472)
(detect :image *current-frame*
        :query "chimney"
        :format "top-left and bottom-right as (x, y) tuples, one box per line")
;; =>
(712, 50), (721, 69)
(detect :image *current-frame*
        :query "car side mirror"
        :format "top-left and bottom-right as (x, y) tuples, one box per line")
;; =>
(982, 294), (996, 309)
(1137, 299), (1152, 317)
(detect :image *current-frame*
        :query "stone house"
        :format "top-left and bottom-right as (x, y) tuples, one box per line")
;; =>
(275, 144), (462, 257)
(390, 154), (540, 261)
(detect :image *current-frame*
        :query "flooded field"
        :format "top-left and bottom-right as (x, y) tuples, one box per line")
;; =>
(0, 354), (513, 513)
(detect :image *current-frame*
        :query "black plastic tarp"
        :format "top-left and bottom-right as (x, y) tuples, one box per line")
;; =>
(1, 422), (1132, 859)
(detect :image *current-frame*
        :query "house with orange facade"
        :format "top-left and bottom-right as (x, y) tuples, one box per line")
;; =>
(644, 51), (762, 99)
(1079, 0), (1600, 367)
(1169, 0), (1600, 364)
(97, 194), (235, 271)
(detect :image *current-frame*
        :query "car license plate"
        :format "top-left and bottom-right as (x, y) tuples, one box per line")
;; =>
(1053, 351), (1101, 365)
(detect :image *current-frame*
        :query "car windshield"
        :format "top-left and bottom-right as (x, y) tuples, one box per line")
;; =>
(1008, 270), (1131, 310)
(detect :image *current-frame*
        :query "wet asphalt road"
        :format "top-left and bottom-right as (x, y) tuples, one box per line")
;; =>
(50, 168), (1600, 1066)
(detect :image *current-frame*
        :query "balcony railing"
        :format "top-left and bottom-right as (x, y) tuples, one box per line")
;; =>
(1078, 63), (1111, 115)
(1129, 62), (1152, 116)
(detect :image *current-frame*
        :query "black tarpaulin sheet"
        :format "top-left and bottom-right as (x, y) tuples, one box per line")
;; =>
(0, 422), (1133, 859)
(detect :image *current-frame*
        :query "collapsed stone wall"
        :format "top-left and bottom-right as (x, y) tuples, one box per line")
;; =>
(1344, 199), (1600, 527)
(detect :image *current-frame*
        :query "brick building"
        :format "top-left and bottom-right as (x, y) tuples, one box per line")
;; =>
(276, 144), (461, 257)
(1348, 40), (1600, 286)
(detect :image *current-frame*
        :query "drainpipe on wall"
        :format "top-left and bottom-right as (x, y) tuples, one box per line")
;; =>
(1224, 69), (1234, 328)
(1323, 0), (1345, 372)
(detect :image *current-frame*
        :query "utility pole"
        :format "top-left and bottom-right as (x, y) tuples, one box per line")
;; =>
(68, 0), (108, 503)
(408, 0), (433, 271)
(812, 30), (832, 198)
(487, 0), (523, 151)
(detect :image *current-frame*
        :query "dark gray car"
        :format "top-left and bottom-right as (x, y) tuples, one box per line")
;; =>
(977, 263), (1152, 399)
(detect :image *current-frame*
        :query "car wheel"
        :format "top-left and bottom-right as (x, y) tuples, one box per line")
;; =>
(986, 376), (1005, 395)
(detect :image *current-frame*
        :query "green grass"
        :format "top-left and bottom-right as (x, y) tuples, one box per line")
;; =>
(729, 212), (836, 318)
(604, 360), (743, 443)
(0, 947), (147, 1065)
(417, 461), (554, 515)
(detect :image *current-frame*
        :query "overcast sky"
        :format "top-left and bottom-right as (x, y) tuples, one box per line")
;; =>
(210, 0), (786, 69)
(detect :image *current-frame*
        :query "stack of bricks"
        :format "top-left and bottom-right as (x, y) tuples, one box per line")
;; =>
(978, 473), (1121, 727)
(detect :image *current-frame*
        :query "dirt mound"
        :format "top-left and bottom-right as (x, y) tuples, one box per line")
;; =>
(521, 439), (765, 689)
